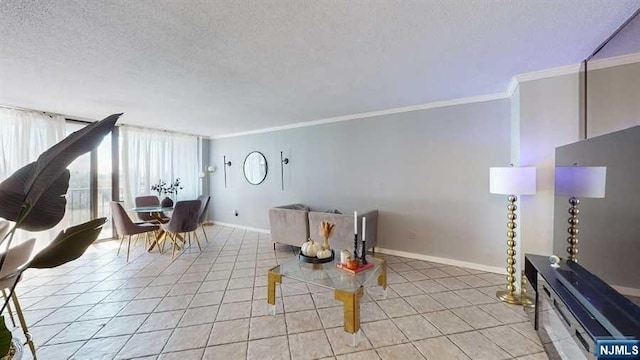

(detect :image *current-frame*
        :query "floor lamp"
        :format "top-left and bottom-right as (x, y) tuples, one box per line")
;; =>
(555, 166), (606, 263)
(490, 166), (536, 306)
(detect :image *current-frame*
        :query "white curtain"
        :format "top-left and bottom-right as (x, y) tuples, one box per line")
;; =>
(0, 108), (66, 248)
(120, 126), (199, 212)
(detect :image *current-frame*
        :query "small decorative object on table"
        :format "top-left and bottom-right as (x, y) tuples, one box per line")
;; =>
(151, 178), (184, 208)
(353, 211), (359, 259)
(299, 238), (334, 263)
(337, 259), (374, 273)
(360, 217), (367, 265)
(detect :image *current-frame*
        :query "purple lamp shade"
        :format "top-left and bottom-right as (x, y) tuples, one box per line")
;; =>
(555, 166), (606, 198)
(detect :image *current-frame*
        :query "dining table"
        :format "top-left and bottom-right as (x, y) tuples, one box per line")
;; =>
(130, 205), (179, 252)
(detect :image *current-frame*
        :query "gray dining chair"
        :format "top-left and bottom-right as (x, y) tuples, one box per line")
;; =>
(111, 202), (160, 261)
(135, 195), (170, 223)
(160, 200), (201, 259)
(197, 195), (210, 242)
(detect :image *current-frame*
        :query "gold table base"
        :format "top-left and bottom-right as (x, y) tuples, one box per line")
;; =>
(267, 259), (387, 346)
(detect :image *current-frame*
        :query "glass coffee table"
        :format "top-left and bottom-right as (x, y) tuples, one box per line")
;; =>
(267, 256), (387, 346)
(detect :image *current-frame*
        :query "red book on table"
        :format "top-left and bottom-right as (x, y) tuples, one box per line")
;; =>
(336, 262), (374, 274)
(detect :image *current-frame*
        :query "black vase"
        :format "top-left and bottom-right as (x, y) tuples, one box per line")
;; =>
(161, 197), (174, 208)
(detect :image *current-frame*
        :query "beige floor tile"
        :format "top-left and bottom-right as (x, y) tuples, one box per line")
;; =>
(390, 282), (424, 297)
(66, 290), (113, 306)
(190, 291), (224, 307)
(208, 318), (250, 345)
(198, 280), (228, 293)
(47, 319), (105, 344)
(451, 306), (502, 329)
(478, 302), (529, 324)
(216, 301), (252, 321)
(283, 294), (315, 312)
(318, 307), (344, 328)
(116, 329), (172, 359)
(155, 294), (194, 312)
(325, 327), (372, 355)
(448, 331), (511, 360)
(118, 298), (161, 315)
(413, 336), (470, 360)
(404, 294), (446, 313)
(422, 310), (473, 335)
(139, 309), (184, 332)
(336, 349), (381, 360)
(377, 343), (425, 360)
(247, 335), (289, 360)
(222, 288), (254, 303)
(164, 323), (213, 352)
(289, 330), (334, 360)
(377, 298), (417, 318)
(419, 268), (450, 279)
(361, 301), (388, 322)
(159, 348), (205, 359)
(285, 309), (323, 334)
(36, 341), (85, 360)
(361, 319), (407, 347)
(37, 305), (93, 325)
(516, 352), (550, 360)
(179, 305), (218, 327)
(480, 325), (544, 357)
(250, 314), (287, 339)
(453, 289), (497, 305)
(169, 282), (201, 296)
(27, 294), (78, 310)
(227, 277), (255, 289)
(203, 341), (248, 359)
(510, 321), (544, 346)
(70, 334), (130, 359)
(429, 291), (472, 309)
(94, 314), (147, 338)
(393, 314), (441, 340)
(135, 285), (173, 299)
(455, 275), (492, 288)
(26, 323), (68, 345)
(78, 301), (129, 321)
(252, 298), (283, 317)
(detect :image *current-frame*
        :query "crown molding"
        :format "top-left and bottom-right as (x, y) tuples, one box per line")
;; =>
(514, 62), (582, 83)
(587, 51), (640, 71)
(211, 92), (509, 139)
(210, 53), (640, 140)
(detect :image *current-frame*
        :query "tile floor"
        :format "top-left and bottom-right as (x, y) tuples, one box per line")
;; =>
(9, 225), (550, 359)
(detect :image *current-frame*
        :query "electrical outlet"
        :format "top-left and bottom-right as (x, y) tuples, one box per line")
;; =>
(408, 231), (417, 240)
(234, 209), (238, 216)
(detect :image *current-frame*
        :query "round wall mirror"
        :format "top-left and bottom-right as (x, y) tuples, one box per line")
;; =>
(243, 151), (268, 185)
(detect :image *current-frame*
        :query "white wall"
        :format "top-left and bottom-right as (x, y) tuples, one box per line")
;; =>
(209, 99), (512, 269)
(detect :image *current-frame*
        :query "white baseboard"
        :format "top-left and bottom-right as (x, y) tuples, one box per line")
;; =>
(612, 285), (640, 298)
(375, 247), (506, 275)
(212, 221), (271, 234)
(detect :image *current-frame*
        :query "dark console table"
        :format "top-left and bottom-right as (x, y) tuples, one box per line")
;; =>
(524, 254), (640, 359)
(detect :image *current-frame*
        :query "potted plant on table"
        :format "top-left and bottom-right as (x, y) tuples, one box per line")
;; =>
(151, 178), (183, 208)
(0, 114), (120, 359)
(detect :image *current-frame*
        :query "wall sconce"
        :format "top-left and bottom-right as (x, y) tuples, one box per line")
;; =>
(554, 164), (606, 262)
(223, 156), (232, 188)
(280, 151), (289, 191)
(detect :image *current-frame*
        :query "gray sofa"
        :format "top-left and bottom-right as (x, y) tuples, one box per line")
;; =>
(268, 204), (378, 252)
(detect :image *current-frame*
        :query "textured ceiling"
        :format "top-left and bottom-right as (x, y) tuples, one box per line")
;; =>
(1, 1), (639, 137)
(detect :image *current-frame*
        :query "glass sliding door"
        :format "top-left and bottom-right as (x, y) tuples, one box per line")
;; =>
(66, 120), (117, 240)
(66, 122), (92, 225)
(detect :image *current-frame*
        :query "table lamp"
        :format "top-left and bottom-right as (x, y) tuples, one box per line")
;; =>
(555, 165), (606, 262)
(490, 166), (536, 305)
